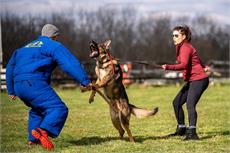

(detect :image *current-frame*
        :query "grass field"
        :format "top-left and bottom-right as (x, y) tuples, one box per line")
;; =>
(1, 84), (230, 153)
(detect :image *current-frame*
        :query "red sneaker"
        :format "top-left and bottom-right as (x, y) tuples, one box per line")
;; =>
(31, 128), (54, 150)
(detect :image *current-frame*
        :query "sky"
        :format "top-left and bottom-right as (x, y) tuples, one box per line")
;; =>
(1, 0), (230, 25)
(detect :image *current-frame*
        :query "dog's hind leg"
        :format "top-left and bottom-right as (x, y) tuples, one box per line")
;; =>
(117, 100), (135, 142)
(119, 111), (134, 142)
(109, 107), (125, 139)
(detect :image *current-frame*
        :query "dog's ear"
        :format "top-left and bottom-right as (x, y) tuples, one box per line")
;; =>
(90, 40), (98, 47)
(104, 40), (111, 49)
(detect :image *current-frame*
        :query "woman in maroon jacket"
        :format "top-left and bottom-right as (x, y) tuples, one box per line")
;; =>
(162, 25), (209, 140)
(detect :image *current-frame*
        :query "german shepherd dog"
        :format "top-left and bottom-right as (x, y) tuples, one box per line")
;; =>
(86, 40), (158, 142)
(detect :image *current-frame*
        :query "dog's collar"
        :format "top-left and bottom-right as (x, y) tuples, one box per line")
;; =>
(97, 55), (109, 64)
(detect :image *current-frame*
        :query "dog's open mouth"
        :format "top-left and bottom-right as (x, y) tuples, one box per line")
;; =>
(89, 41), (99, 58)
(89, 48), (99, 58)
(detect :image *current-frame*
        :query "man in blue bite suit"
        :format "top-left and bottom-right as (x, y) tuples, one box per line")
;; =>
(6, 24), (92, 150)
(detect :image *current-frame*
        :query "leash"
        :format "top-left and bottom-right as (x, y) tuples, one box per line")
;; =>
(119, 59), (162, 69)
(107, 50), (116, 74)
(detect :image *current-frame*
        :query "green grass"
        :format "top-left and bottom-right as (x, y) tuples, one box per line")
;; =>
(1, 84), (230, 153)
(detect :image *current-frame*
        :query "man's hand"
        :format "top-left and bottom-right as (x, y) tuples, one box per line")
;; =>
(80, 83), (93, 92)
(9, 95), (17, 100)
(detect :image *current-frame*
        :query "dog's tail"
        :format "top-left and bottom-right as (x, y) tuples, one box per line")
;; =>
(129, 104), (158, 118)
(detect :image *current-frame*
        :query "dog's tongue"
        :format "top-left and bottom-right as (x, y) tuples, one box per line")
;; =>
(90, 50), (99, 58)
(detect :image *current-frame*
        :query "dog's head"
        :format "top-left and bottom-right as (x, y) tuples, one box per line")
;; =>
(89, 40), (111, 59)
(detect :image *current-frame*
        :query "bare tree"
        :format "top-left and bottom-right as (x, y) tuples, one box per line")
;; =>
(2, 7), (229, 74)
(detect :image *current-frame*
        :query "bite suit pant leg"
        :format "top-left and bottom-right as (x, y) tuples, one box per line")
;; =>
(14, 80), (68, 141)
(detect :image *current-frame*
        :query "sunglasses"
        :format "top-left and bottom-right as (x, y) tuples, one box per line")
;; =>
(172, 34), (179, 38)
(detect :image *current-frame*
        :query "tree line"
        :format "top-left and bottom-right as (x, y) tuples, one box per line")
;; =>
(2, 7), (229, 70)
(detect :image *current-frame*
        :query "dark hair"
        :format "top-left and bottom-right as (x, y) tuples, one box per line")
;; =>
(173, 25), (192, 42)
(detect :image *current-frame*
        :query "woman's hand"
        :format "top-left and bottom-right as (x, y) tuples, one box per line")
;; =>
(204, 66), (211, 73)
(162, 64), (167, 70)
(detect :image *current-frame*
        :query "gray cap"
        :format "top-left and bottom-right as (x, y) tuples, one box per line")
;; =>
(41, 24), (60, 38)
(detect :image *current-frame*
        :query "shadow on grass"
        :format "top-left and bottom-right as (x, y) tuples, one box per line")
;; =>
(67, 134), (173, 146)
(67, 136), (121, 145)
(199, 130), (230, 140)
(67, 130), (229, 145)
(134, 135), (175, 143)
(136, 130), (230, 142)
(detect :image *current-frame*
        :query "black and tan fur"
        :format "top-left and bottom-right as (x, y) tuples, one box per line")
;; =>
(86, 40), (158, 142)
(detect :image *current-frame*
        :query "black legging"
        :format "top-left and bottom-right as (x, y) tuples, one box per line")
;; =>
(173, 77), (209, 127)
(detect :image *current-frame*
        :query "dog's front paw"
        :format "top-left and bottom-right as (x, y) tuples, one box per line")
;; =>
(89, 90), (96, 104)
(89, 97), (94, 103)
